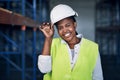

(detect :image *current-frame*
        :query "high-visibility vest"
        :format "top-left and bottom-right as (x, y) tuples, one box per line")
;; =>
(44, 37), (98, 80)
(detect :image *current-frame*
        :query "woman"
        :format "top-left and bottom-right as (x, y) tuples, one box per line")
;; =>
(38, 4), (103, 80)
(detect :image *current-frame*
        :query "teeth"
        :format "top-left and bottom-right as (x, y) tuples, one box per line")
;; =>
(65, 33), (70, 37)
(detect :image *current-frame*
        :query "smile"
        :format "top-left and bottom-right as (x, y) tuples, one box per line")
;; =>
(64, 32), (71, 37)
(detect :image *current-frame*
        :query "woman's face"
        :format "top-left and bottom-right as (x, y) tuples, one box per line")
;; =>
(56, 17), (77, 43)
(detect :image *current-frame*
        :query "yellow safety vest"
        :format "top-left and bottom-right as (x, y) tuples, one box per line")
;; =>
(44, 37), (98, 80)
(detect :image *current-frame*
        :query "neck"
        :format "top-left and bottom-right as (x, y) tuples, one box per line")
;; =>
(68, 37), (80, 49)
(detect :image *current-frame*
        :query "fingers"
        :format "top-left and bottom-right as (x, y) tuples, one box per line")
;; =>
(39, 22), (54, 30)
(39, 23), (49, 29)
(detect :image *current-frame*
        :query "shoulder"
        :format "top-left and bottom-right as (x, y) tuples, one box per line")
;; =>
(82, 38), (98, 47)
(51, 37), (62, 46)
(52, 37), (61, 42)
(81, 38), (99, 58)
(52, 37), (62, 43)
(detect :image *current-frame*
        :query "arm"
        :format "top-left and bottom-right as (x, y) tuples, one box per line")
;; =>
(92, 53), (104, 80)
(37, 23), (54, 73)
(38, 55), (52, 73)
(39, 23), (54, 55)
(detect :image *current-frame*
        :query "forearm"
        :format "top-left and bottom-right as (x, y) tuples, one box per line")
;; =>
(39, 22), (54, 55)
(38, 38), (52, 73)
(41, 37), (52, 55)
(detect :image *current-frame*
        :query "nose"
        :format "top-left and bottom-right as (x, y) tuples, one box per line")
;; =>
(62, 27), (67, 33)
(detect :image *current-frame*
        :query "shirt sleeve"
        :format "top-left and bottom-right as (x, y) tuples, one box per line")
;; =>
(92, 53), (104, 80)
(37, 55), (52, 73)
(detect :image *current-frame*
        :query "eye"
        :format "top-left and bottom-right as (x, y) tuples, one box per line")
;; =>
(57, 26), (63, 30)
(66, 23), (71, 27)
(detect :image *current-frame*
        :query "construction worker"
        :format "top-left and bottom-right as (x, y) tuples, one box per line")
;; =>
(38, 4), (103, 80)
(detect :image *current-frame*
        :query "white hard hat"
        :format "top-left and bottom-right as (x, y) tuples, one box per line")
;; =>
(50, 4), (78, 24)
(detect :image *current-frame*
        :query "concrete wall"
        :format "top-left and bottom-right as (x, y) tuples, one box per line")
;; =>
(50, 0), (96, 41)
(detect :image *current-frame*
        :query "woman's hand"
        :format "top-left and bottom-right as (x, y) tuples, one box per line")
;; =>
(39, 23), (54, 55)
(39, 22), (54, 39)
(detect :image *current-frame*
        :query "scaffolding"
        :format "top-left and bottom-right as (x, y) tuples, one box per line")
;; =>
(0, 0), (49, 80)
